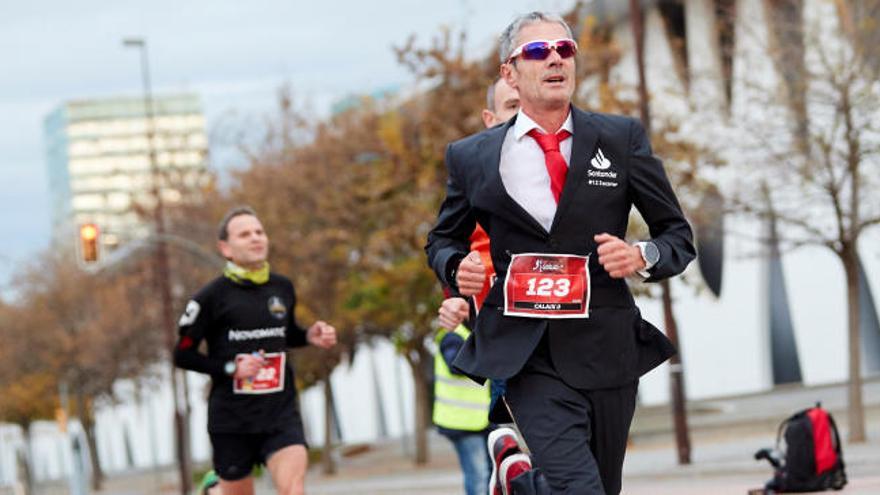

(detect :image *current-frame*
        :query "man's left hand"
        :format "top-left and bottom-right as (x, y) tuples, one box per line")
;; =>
(307, 321), (337, 349)
(595, 233), (646, 279)
(438, 297), (469, 330)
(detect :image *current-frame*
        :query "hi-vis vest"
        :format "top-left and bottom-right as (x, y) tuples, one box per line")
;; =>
(433, 324), (491, 431)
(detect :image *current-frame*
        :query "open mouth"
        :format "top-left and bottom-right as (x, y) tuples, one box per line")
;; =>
(544, 74), (566, 85)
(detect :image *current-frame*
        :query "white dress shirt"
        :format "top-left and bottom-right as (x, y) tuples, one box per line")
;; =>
(499, 109), (574, 232)
(498, 109), (656, 276)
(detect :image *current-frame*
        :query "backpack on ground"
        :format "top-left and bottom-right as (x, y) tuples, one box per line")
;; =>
(754, 403), (847, 493)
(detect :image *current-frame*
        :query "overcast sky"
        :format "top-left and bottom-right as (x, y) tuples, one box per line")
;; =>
(0, 0), (577, 290)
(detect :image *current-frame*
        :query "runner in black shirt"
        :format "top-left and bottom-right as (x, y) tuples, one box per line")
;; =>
(174, 206), (336, 495)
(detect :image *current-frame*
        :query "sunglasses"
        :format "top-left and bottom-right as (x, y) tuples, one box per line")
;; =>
(507, 38), (578, 63)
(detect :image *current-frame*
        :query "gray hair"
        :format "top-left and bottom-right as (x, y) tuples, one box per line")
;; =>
(499, 12), (574, 64)
(218, 205), (258, 241)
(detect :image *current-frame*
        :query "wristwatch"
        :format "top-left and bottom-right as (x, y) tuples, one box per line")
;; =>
(636, 241), (660, 270)
(224, 360), (237, 376)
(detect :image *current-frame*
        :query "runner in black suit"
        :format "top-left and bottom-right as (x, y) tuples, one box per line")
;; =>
(426, 12), (695, 495)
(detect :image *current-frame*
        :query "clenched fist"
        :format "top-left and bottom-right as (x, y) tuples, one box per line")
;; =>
(438, 297), (469, 330)
(307, 321), (337, 349)
(456, 251), (486, 296)
(595, 233), (645, 279)
(234, 352), (265, 380)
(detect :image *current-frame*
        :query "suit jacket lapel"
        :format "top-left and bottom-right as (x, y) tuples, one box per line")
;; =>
(550, 107), (598, 233)
(479, 117), (549, 238)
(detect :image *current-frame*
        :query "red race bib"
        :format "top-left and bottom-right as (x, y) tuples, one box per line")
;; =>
(503, 253), (590, 318)
(233, 352), (286, 394)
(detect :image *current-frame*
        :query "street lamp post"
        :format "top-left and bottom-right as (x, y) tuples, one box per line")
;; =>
(122, 37), (193, 494)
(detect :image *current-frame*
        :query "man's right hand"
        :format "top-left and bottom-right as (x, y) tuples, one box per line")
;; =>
(456, 251), (486, 296)
(438, 297), (470, 330)
(233, 352), (265, 380)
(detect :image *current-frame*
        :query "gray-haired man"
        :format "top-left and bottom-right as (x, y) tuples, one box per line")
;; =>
(426, 11), (695, 494)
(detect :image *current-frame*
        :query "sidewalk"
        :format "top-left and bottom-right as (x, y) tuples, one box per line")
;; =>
(301, 379), (880, 494)
(619, 377), (880, 493)
(622, 427), (880, 494)
(16, 379), (880, 494)
(33, 428), (877, 495)
(296, 429), (880, 494)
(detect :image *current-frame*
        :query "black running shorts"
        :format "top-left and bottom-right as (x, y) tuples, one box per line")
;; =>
(210, 418), (307, 481)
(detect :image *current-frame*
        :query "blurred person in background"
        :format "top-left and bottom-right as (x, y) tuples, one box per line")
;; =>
(175, 206), (337, 495)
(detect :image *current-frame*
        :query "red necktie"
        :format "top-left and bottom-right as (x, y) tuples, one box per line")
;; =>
(527, 128), (572, 204)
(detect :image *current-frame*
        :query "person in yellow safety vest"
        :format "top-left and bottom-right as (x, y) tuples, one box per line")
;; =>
(434, 323), (493, 495)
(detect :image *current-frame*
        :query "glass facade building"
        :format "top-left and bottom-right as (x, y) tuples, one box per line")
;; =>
(44, 93), (209, 252)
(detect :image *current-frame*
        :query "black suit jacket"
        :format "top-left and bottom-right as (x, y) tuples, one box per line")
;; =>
(425, 106), (696, 390)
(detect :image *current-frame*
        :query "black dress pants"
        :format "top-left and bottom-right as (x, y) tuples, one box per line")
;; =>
(505, 334), (638, 495)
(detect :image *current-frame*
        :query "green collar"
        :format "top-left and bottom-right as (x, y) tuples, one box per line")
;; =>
(224, 261), (270, 285)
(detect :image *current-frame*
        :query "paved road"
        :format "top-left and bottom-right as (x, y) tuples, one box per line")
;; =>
(14, 378), (880, 494)
(297, 427), (880, 495)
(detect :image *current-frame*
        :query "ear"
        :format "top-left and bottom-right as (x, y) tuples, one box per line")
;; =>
(218, 240), (232, 260)
(500, 63), (517, 90)
(482, 109), (496, 128)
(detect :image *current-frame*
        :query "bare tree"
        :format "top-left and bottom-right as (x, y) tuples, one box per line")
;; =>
(729, 2), (880, 442)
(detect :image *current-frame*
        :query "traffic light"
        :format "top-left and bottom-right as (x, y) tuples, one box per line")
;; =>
(78, 223), (100, 265)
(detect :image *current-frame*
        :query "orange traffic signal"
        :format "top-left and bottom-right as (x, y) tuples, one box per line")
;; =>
(78, 223), (100, 264)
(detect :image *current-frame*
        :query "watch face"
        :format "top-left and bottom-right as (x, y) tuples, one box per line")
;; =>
(645, 243), (660, 264)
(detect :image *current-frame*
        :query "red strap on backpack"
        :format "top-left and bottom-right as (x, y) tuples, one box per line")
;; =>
(807, 407), (837, 474)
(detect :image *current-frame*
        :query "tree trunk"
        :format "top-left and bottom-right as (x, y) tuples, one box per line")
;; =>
(661, 280), (692, 465)
(628, 0), (691, 463)
(321, 376), (337, 475)
(841, 248), (866, 442)
(407, 354), (430, 465)
(18, 424), (34, 495)
(76, 392), (105, 490)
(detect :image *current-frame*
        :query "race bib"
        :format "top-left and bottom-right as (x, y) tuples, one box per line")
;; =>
(233, 352), (285, 394)
(503, 253), (590, 319)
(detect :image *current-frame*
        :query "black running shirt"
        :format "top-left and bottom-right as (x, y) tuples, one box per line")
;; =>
(174, 273), (308, 433)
